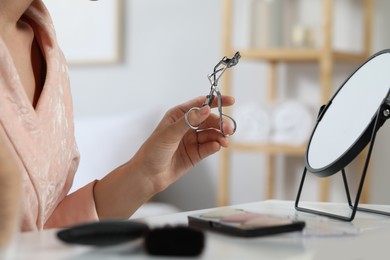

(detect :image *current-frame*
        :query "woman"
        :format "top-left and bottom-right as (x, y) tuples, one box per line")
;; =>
(0, 0), (234, 247)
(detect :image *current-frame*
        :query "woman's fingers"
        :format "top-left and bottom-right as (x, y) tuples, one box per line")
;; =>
(196, 129), (229, 147)
(210, 95), (235, 109)
(180, 95), (235, 111)
(195, 113), (235, 135)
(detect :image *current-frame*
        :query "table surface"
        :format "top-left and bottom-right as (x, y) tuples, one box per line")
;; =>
(7, 200), (390, 259)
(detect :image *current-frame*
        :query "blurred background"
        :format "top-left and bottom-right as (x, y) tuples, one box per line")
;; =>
(43, 0), (390, 214)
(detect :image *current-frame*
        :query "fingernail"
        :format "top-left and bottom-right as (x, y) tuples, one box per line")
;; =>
(199, 106), (209, 115)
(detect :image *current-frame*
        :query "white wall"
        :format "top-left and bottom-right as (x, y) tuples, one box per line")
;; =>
(69, 0), (222, 118)
(59, 0), (390, 211)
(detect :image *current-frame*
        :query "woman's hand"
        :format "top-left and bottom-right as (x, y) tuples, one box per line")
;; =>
(93, 95), (235, 219)
(132, 95), (235, 193)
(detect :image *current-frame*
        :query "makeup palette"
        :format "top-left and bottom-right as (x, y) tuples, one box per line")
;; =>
(188, 208), (305, 237)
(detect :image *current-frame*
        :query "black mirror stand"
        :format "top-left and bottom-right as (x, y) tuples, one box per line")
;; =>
(295, 101), (390, 221)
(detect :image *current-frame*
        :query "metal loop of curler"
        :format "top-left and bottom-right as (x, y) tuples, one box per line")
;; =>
(220, 113), (237, 137)
(185, 107), (201, 130)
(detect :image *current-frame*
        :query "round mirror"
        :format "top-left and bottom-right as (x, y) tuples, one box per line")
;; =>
(306, 49), (390, 177)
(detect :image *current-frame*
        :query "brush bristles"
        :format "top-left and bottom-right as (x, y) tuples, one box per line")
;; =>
(144, 226), (205, 257)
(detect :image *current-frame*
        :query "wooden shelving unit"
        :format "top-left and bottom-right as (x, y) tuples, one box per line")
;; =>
(218, 0), (373, 206)
(239, 49), (368, 62)
(230, 143), (306, 155)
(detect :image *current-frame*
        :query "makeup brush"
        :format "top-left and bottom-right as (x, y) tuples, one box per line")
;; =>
(57, 220), (205, 257)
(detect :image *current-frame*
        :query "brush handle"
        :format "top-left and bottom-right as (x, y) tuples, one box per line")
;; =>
(57, 220), (150, 246)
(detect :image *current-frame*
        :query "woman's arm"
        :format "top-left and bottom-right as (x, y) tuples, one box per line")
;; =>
(0, 127), (21, 250)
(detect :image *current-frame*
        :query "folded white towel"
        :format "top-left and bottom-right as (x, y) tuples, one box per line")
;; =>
(270, 100), (314, 146)
(233, 103), (271, 143)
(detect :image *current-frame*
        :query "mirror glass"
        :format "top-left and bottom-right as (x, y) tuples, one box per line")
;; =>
(306, 50), (390, 177)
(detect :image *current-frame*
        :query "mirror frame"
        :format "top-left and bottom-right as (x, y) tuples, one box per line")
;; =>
(305, 49), (390, 177)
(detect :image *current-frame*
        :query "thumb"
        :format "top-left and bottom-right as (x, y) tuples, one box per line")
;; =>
(175, 105), (211, 137)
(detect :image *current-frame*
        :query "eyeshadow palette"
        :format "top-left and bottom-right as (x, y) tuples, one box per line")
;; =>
(188, 208), (305, 237)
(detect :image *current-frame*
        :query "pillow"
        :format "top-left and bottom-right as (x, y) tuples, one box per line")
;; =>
(72, 106), (165, 192)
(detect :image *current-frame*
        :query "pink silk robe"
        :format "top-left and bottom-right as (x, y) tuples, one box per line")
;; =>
(0, 0), (99, 231)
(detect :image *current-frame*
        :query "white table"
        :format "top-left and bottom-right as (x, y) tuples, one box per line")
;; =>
(8, 200), (390, 259)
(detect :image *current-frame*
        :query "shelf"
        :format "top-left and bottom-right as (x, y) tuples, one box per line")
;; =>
(219, 0), (373, 206)
(230, 142), (306, 156)
(239, 48), (368, 63)
(333, 51), (368, 63)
